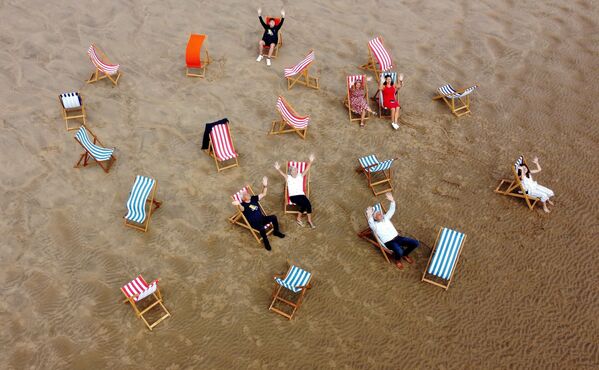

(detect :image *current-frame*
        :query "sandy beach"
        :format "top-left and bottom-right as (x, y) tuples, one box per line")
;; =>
(0, 0), (598, 368)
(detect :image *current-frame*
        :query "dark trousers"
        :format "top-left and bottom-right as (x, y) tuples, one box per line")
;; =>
(289, 195), (312, 214)
(385, 235), (419, 259)
(201, 118), (228, 149)
(254, 215), (280, 246)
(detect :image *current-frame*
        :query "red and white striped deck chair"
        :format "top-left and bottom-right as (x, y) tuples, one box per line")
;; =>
(344, 74), (371, 124)
(86, 44), (121, 86)
(205, 122), (239, 172)
(284, 49), (319, 90)
(269, 96), (310, 139)
(359, 36), (393, 82)
(121, 275), (171, 330)
(228, 185), (274, 245)
(284, 161), (310, 214)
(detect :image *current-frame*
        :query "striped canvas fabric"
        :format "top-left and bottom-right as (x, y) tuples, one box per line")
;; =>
(209, 123), (238, 161)
(60, 92), (81, 109)
(74, 126), (114, 161)
(284, 50), (315, 77)
(369, 37), (392, 71)
(87, 45), (120, 75)
(276, 97), (310, 129)
(347, 74), (365, 90)
(359, 155), (395, 173)
(233, 187), (271, 230)
(514, 155), (524, 171)
(438, 84), (478, 98)
(121, 275), (158, 302)
(427, 228), (466, 280)
(275, 265), (311, 293)
(372, 203), (382, 214)
(378, 72), (398, 106)
(286, 161), (308, 205)
(125, 175), (156, 223)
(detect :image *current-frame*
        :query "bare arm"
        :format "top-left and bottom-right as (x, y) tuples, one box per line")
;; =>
(303, 154), (315, 175)
(530, 157), (542, 174)
(258, 176), (268, 200)
(384, 193), (396, 220)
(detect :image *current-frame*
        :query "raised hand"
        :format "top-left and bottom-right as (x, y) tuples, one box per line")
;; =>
(366, 206), (374, 217)
(281, 9), (285, 17)
(262, 176), (268, 186)
(257, 7), (262, 15)
(274, 161), (281, 170)
(232, 200), (240, 206)
(309, 154), (315, 162)
(385, 192), (394, 201)
(532, 156), (539, 164)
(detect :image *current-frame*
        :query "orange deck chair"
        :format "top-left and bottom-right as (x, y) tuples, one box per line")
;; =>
(260, 17), (283, 58)
(186, 34), (211, 78)
(86, 44), (121, 86)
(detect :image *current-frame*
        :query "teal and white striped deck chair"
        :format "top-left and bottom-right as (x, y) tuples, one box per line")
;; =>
(74, 125), (116, 173)
(357, 203), (393, 263)
(432, 84), (478, 117)
(357, 154), (397, 196)
(269, 264), (312, 320)
(422, 227), (467, 290)
(124, 175), (162, 232)
(373, 72), (398, 118)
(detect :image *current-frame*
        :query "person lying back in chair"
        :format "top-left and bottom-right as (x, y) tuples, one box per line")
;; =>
(366, 193), (419, 270)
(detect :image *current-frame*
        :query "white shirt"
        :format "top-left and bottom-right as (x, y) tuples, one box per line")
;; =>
(287, 175), (305, 196)
(367, 201), (398, 244)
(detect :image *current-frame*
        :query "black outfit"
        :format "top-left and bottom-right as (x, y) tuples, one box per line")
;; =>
(201, 118), (228, 149)
(241, 195), (284, 250)
(384, 236), (419, 259)
(259, 16), (284, 45)
(289, 195), (312, 214)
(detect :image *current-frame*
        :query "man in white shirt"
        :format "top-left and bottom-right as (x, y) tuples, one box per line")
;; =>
(274, 154), (315, 228)
(366, 193), (419, 270)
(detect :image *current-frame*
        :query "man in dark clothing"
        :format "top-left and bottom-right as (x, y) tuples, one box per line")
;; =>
(256, 8), (285, 66)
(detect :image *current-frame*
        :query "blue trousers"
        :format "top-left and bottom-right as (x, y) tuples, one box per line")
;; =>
(384, 235), (419, 259)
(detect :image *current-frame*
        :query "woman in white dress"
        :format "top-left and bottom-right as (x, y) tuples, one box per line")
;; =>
(517, 156), (555, 213)
(274, 154), (315, 228)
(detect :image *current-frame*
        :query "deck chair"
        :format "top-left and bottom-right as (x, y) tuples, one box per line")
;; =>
(269, 96), (310, 139)
(422, 227), (467, 290)
(356, 203), (393, 263)
(73, 125), (116, 173)
(284, 49), (319, 90)
(204, 122), (239, 172)
(228, 185), (274, 245)
(372, 72), (399, 119)
(494, 155), (540, 210)
(269, 263), (312, 320)
(357, 154), (397, 196)
(121, 275), (171, 330)
(344, 74), (372, 124)
(260, 17), (283, 58)
(432, 84), (478, 117)
(86, 44), (121, 86)
(59, 92), (86, 131)
(284, 161), (310, 214)
(124, 175), (161, 232)
(359, 36), (393, 82)
(186, 34), (211, 78)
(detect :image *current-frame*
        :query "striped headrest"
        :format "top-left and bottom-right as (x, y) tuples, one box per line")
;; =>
(60, 92), (81, 109)
(514, 155), (524, 170)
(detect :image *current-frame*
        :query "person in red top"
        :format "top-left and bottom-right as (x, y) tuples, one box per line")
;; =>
(379, 73), (404, 129)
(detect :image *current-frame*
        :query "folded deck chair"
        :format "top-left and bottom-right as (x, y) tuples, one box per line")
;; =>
(422, 227), (467, 290)
(124, 175), (162, 232)
(74, 125), (116, 173)
(432, 84), (477, 117)
(494, 155), (540, 210)
(284, 161), (310, 214)
(359, 36), (393, 82)
(372, 72), (399, 119)
(269, 263), (312, 320)
(357, 203), (393, 263)
(344, 74), (372, 124)
(228, 185), (274, 245)
(59, 92), (86, 131)
(121, 275), (171, 330)
(260, 17), (283, 58)
(357, 154), (397, 196)
(269, 96), (310, 139)
(284, 49), (319, 90)
(186, 34), (211, 78)
(204, 122), (239, 172)
(86, 44), (121, 86)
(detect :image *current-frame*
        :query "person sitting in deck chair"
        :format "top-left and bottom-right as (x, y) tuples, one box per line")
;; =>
(380, 73), (403, 130)
(517, 156), (555, 213)
(366, 193), (419, 270)
(256, 8), (285, 66)
(274, 154), (316, 229)
(232, 176), (285, 251)
(349, 78), (376, 127)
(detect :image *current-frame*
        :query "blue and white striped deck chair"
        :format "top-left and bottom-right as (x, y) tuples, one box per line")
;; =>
(124, 175), (162, 232)
(422, 227), (467, 290)
(373, 72), (398, 118)
(357, 203), (393, 263)
(269, 264), (313, 320)
(74, 126), (116, 173)
(357, 154), (397, 196)
(494, 155), (539, 210)
(433, 84), (478, 117)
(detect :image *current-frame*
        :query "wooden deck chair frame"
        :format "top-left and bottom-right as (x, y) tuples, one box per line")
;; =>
(269, 96), (309, 139)
(359, 36), (390, 82)
(286, 49), (319, 90)
(74, 124), (117, 173)
(356, 159), (397, 196)
(284, 162), (311, 214)
(494, 156), (540, 210)
(86, 44), (122, 86)
(204, 126), (239, 172)
(228, 185), (274, 245)
(124, 180), (162, 232)
(432, 86), (474, 117)
(121, 277), (171, 330)
(344, 75), (372, 124)
(269, 262), (312, 320)
(422, 228), (467, 290)
(59, 93), (86, 131)
(186, 34), (212, 78)
(260, 17), (283, 58)
(356, 203), (393, 263)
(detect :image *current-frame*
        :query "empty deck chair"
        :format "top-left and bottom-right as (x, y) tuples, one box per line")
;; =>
(204, 122), (239, 172)
(59, 92), (86, 131)
(269, 96), (310, 139)
(86, 44), (121, 86)
(186, 33), (211, 78)
(269, 263), (312, 320)
(372, 72), (399, 119)
(284, 49), (319, 90)
(357, 154), (397, 196)
(228, 185), (274, 245)
(121, 275), (171, 330)
(74, 125), (116, 173)
(359, 36), (393, 82)
(494, 155), (540, 210)
(432, 84), (477, 117)
(357, 202), (393, 263)
(422, 227), (467, 290)
(284, 161), (310, 214)
(260, 17), (283, 58)
(124, 175), (161, 232)
(344, 74), (372, 124)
